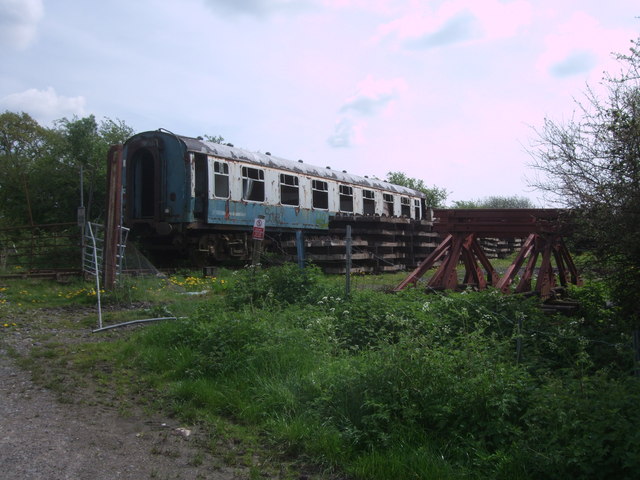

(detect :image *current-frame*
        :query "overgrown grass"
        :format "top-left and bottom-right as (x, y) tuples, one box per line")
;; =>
(107, 264), (640, 480)
(2, 265), (639, 479)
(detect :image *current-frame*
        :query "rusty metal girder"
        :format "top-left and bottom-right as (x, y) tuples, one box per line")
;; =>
(431, 208), (571, 237)
(103, 145), (124, 289)
(394, 209), (581, 298)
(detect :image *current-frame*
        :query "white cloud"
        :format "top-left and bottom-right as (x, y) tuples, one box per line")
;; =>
(376, 0), (532, 49)
(550, 50), (597, 77)
(0, 0), (43, 50)
(320, 0), (396, 13)
(536, 11), (634, 80)
(0, 87), (86, 124)
(327, 117), (365, 148)
(203, 0), (395, 16)
(328, 76), (406, 148)
(405, 10), (480, 49)
(339, 76), (407, 116)
(202, 0), (311, 17)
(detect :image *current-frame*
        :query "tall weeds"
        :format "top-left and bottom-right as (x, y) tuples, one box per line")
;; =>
(118, 264), (640, 479)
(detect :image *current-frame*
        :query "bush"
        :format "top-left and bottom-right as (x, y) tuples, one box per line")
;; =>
(224, 263), (324, 310)
(519, 373), (640, 479)
(121, 277), (640, 479)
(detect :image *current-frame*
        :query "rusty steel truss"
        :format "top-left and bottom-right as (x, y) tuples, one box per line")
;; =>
(394, 209), (582, 298)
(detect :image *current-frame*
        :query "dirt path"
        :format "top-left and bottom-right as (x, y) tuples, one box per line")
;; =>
(0, 353), (244, 479)
(0, 309), (257, 480)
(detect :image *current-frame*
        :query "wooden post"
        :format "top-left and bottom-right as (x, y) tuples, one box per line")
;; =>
(103, 145), (123, 290)
(251, 215), (265, 266)
(251, 239), (263, 266)
(345, 225), (352, 298)
(633, 329), (640, 378)
(296, 230), (305, 269)
(516, 314), (523, 364)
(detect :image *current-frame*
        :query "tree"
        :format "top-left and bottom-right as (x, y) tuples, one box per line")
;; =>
(528, 37), (640, 327)
(451, 195), (535, 209)
(0, 111), (51, 225)
(386, 171), (448, 207)
(53, 115), (134, 221)
(203, 134), (226, 144)
(0, 112), (135, 226)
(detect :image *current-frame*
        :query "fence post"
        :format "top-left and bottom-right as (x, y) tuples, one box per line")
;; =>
(345, 225), (352, 298)
(104, 145), (123, 290)
(251, 216), (265, 266)
(516, 314), (523, 364)
(296, 230), (305, 269)
(633, 329), (640, 377)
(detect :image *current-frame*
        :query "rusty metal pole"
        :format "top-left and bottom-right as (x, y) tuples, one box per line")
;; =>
(103, 145), (123, 290)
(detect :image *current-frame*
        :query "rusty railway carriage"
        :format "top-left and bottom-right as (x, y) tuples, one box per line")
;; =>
(123, 130), (437, 272)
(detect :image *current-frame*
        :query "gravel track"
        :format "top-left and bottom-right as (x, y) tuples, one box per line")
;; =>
(0, 308), (258, 480)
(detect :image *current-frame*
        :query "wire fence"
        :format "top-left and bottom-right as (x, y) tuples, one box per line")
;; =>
(0, 223), (81, 275)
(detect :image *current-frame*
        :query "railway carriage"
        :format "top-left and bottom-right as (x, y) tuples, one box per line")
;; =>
(123, 130), (435, 270)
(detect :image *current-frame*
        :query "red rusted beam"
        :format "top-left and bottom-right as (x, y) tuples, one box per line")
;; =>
(535, 237), (556, 298)
(461, 235), (486, 289)
(104, 145), (123, 290)
(431, 208), (571, 237)
(394, 209), (581, 298)
(429, 233), (465, 290)
(555, 240), (582, 287)
(496, 234), (536, 293)
(468, 235), (500, 288)
(393, 234), (453, 291)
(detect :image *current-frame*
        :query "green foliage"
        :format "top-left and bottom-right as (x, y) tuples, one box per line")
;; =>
(202, 134), (226, 144)
(452, 195), (535, 209)
(528, 36), (640, 327)
(0, 111), (134, 226)
(118, 269), (640, 480)
(0, 277), (105, 310)
(224, 263), (326, 310)
(385, 171), (448, 207)
(521, 373), (640, 479)
(0, 111), (51, 225)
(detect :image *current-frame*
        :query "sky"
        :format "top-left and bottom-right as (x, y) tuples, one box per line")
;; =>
(1, 0), (638, 205)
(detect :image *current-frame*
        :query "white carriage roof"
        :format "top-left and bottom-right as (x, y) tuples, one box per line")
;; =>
(174, 132), (425, 198)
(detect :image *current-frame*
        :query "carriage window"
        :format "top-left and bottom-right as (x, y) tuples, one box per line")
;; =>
(401, 196), (411, 217)
(213, 161), (229, 198)
(339, 185), (353, 212)
(363, 189), (375, 215)
(414, 198), (421, 219)
(280, 174), (299, 206)
(242, 166), (265, 202)
(312, 180), (328, 209)
(383, 193), (394, 216)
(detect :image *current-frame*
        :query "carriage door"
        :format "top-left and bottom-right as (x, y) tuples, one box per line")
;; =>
(193, 153), (208, 220)
(130, 147), (158, 219)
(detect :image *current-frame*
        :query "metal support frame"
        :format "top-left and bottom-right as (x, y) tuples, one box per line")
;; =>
(495, 233), (581, 297)
(394, 209), (582, 298)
